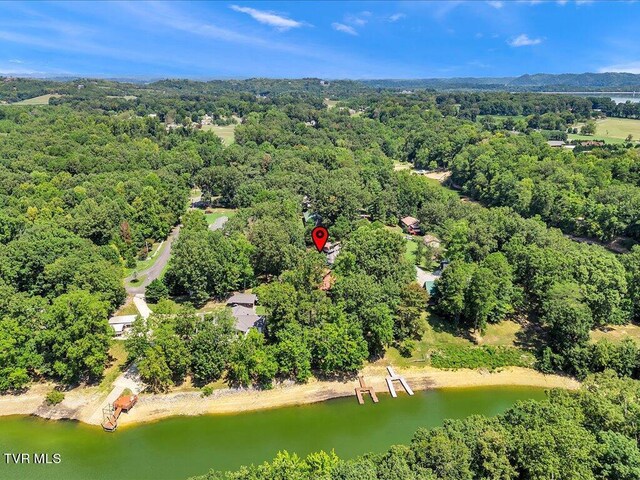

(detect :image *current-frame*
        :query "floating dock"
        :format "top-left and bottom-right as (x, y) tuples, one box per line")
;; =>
(385, 366), (414, 397)
(101, 394), (138, 432)
(355, 376), (379, 404)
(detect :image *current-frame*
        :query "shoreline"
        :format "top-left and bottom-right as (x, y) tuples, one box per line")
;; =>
(0, 366), (579, 428)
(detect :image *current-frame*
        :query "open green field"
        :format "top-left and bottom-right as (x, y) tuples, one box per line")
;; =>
(591, 323), (640, 344)
(568, 133), (626, 145)
(595, 117), (640, 140)
(383, 314), (534, 370)
(204, 207), (237, 224)
(202, 124), (236, 144)
(324, 98), (338, 109)
(13, 94), (61, 105)
(569, 117), (640, 144)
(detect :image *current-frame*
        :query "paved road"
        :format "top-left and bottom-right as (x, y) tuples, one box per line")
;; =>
(208, 215), (228, 231)
(125, 225), (180, 295)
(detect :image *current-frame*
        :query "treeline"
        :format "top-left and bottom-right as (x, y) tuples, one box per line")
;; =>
(589, 96), (640, 119)
(0, 105), (200, 390)
(436, 91), (593, 119)
(449, 133), (640, 241)
(190, 373), (640, 480)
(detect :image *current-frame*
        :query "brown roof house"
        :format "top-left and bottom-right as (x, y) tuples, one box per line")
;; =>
(400, 216), (422, 235)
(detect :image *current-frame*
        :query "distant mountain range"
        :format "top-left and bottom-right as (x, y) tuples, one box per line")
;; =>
(361, 72), (640, 92)
(2, 72), (640, 94)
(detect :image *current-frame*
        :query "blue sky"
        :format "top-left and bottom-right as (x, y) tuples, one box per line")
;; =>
(0, 1), (639, 79)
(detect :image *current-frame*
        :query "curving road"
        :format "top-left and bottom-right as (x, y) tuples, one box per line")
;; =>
(125, 226), (180, 295)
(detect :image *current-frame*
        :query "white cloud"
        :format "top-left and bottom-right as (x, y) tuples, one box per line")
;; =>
(598, 62), (640, 74)
(389, 13), (406, 22)
(508, 34), (543, 47)
(9, 59), (24, 64)
(487, 1), (504, 8)
(230, 5), (304, 30)
(332, 22), (357, 36)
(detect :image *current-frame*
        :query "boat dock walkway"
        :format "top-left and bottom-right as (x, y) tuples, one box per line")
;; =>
(385, 366), (414, 397)
(101, 394), (138, 432)
(355, 376), (379, 404)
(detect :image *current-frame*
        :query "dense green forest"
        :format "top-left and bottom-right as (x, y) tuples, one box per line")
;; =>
(1, 78), (640, 398)
(189, 373), (640, 480)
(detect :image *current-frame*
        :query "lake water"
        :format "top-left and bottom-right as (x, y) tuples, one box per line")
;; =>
(0, 386), (547, 480)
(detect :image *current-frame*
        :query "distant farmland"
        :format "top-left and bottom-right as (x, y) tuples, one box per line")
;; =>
(13, 94), (62, 105)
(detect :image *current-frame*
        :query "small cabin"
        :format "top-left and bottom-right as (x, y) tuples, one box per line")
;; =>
(400, 216), (422, 235)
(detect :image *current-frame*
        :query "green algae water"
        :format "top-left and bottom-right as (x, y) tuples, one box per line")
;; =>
(0, 386), (546, 480)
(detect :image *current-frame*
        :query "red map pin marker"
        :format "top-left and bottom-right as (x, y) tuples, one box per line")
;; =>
(311, 226), (329, 252)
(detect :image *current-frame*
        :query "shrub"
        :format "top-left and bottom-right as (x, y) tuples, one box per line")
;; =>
(45, 389), (65, 405)
(201, 385), (214, 397)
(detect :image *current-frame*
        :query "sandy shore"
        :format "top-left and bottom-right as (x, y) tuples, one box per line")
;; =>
(0, 366), (578, 428)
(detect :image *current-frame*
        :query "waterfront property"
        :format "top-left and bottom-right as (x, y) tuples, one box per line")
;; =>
(227, 293), (264, 333)
(0, 387), (547, 480)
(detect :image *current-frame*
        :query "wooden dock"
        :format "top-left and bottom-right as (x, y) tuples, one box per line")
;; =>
(385, 366), (414, 397)
(355, 376), (379, 404)
(101, 394), (138, 432)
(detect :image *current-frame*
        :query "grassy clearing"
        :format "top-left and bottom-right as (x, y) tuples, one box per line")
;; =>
(569, 117), (640, 144)
(204, 208), (237, 225)
(13, 94), (62, 105)
(595, 117), (640, 140)
(324, 98), (338, 109)
(478, 321), (522, 346)
(196, 301), (226, 313)
(476, 114), (527, 121)
(99, 342), (128, 392)
(384, 313), (533, 370)
(568, 133), (626, 145)
(393, 160), (412, 171)
(202, 124), (236, 145)
(114, 299), (139, 316)
(591, 323), (640, 344)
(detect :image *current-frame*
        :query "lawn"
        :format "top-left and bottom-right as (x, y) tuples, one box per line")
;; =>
(324, 98), (338, 109)
(591, 323), (640, 344)
(569, 117), (640, 144)
(13, 94), (62, 105)
(383, 313), (534, 370)
(204, 207), (237, 225)
(393, 160), (412, 171)
(114, 299), (139, 316)
(202, 124), (236, 145)
(99, 342), (128, 392)
(568, 133), (626, 145)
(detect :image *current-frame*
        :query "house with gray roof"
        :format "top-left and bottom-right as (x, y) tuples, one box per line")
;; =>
(227, 293), (257, 308)
(226, 293), (263, 333)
